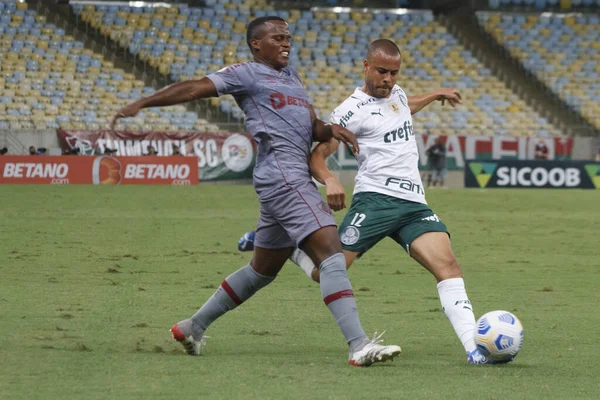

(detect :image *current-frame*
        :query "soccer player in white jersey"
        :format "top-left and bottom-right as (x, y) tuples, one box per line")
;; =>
(239, 39), (497, 364)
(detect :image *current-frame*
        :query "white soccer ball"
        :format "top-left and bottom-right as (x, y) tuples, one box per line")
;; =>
(474, 310), (524, 363)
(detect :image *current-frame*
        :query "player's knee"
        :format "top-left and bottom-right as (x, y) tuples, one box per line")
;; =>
(310, 267), (321, 283)
(302, 226), (342, 264)
(434, 256), (462, 282)
(319, 252), (346, 272)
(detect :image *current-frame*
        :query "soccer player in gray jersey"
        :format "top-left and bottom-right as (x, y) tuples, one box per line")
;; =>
(111, 17), (401, 366)
(239, 39), (500, 365)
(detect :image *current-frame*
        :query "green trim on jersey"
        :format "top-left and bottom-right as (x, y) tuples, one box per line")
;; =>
(338, 192), (449, 255)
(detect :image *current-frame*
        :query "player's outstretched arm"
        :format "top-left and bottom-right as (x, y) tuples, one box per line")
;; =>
(309, 106), (359, 155)
(110, 77), (218, 129)
(408, 88), (462, 115)
(309, 139), (346, 211)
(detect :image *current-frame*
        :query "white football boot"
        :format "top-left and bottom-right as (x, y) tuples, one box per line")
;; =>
(348, 332), (402, 367)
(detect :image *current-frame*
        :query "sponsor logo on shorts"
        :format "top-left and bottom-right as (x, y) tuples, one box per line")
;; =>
(340, 226), (360, 245)
(421, 214), (440, 223)
(317, 201), (332, 215)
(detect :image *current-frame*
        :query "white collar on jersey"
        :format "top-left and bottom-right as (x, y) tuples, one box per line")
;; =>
(353, 85), (400, 101)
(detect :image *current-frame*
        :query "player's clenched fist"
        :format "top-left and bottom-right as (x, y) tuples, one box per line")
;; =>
(324, 176), (346, 211)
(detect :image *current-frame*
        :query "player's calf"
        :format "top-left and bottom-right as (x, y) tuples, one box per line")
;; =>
(410, 232), (478, 356)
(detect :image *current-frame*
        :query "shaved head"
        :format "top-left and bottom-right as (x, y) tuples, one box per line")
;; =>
(367, 39), (401, 60)
(362, 39), (402, 98)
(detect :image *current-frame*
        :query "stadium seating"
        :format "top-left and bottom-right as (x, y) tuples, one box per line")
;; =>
(487, 0), (600, 10)
(74, 0), (561, 137)
(477, 12), (600, 129)
(0, 0), (219, 132)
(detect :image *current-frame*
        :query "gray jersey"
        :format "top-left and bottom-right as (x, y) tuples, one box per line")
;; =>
(208, 62), (313, 200)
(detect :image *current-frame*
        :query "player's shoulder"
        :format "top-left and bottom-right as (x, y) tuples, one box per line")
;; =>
(392, 85), (408, 98)
(282, 66), (303, 84)
(391, 85), (409, 108)
(334, 90), (370, 114)
(283, 65), (300, 76)
(331, 90), (367, 127)
(217, 61), (255, 74)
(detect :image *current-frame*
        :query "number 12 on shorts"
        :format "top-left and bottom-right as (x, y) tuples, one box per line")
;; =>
(350, 213), (366, 227)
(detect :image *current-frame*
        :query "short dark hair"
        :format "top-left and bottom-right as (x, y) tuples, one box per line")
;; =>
(246, 16), (286, 53)
(367, 39), (401, 60)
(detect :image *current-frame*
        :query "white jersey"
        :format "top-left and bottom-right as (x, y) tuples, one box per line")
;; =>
(330, 85), (426, 205)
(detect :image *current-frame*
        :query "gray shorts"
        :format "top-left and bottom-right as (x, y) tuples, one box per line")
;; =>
(254, 181), (336, 249)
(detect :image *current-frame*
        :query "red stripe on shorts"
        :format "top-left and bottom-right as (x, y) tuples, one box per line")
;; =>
(295, 189), (323, 228)
(323, 289), (354, 306)
(221, 280), (243, 305)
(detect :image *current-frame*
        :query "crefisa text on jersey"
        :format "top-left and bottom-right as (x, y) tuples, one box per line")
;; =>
(383, 121), (414, 143)
(339, 110), (355, 128)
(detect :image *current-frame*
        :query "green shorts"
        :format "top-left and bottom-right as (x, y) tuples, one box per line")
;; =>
(338, 192), (449, 255)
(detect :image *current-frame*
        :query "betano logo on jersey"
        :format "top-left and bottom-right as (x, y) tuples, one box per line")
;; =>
(269, 92), (310, 110)
(584, 164), (600, 189)
(469, 162), (498, 188)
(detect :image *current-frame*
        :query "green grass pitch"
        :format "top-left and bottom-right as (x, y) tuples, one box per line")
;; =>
(1, 185), (598, 399)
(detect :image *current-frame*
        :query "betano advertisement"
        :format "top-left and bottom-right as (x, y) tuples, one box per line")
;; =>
(0, 156), (198, 185)
(334, 135), (574, 170)
(465, 160), (600, 189)
(57, 129), (255, 181)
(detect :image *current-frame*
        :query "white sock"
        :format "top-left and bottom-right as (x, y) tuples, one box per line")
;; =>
(437, 278), (477, 353)
(290, 248), (316, 279)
